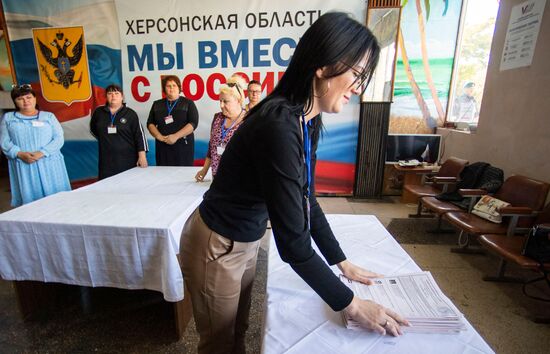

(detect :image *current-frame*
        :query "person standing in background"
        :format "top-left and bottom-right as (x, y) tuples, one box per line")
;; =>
(195, 75), (247, 181)
(246, 80), (262, 111)
(452, 81), (479, 123)
(147, 75), (198, 166)
(90, 84), (148, 180)
(0, 84), (71, 206)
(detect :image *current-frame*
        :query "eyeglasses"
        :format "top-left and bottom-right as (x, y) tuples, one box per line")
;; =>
(226, 82), (242, 97)
(339, 62), (369, 90)
(248, 90), (261, 95)
(11, 84), (32, 90)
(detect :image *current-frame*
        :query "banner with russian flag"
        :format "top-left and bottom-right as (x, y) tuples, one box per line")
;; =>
(2, 0), (366, 194)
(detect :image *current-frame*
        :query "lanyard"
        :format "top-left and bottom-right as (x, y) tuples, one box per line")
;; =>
(220, 117), (238, 141)
(220, 110), (244, 141)
(302, 114), (312, 198)
(109, 109), (119, 126)
(166, 97), (179, 115)
(302, 113), (313, 230)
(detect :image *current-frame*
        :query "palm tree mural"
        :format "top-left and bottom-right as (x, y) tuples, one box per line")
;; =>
(397, 28), (431, 121)
(400, 0), (450, 126)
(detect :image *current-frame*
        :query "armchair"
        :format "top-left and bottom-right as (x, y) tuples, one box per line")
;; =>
(406, 157), (468, 217)
(478, 204), (550, 306)
(443, 175), (550, 253)
(420, 163), (504, 233)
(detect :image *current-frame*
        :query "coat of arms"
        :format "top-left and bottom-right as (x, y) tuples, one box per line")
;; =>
(32, 26), (92, 105)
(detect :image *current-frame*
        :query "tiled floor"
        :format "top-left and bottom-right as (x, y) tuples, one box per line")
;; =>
(0, 173), (549, 353)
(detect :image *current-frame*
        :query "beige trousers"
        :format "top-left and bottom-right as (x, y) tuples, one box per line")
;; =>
(180, 209), (260, 354)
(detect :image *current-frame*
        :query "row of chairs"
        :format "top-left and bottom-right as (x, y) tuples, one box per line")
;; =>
(404, 157), (550, 309)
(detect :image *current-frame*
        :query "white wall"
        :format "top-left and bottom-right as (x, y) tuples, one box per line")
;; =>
(439, 0), (550, 201)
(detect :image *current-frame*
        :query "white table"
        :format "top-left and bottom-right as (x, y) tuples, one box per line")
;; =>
(262, 214), (494, 354)
(0, 166), (210, 337)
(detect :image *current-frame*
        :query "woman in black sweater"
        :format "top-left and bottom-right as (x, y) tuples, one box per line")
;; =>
(90, 84), (148, 179)
(180, 12), (408, 354)
(147, 75), (198, 166)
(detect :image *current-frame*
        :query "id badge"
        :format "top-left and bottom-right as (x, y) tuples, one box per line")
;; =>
(164, 115), (174, 124)
(32, 121), (45, 127)
(107, 126), (117, 134)
(216, 145), (225, 155)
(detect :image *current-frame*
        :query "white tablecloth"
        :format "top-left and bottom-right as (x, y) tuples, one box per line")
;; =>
(0, 166), (210, 302)
(262, 214), (494, 354)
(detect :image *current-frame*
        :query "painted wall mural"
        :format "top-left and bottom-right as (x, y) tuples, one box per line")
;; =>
(390, 0), (462, 133)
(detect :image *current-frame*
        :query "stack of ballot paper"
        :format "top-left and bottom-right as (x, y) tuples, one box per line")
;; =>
(340, 271), (466, 334)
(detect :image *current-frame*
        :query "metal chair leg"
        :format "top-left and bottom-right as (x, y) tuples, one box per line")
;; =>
(483, 259), (524, 282)
(427, 215), (456, 234)
(408, 199), (435, 218)
(522, 271), (550, 303)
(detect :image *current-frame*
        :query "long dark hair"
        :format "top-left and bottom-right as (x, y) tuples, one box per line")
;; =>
(249, 12), (380, 137)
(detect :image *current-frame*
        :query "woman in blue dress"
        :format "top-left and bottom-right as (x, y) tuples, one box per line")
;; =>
(0, 84), (71, 206)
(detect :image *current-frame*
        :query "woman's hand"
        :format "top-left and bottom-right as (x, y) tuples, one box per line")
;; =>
(195, 168), (208, 182)
(31, 151), (44, 160)
(137, 154), (148, 168)
(164, 134), (179, 145)
(338, 260), (383, 285)
(344, 296), (409, 336)
(17, 151), (37, 164)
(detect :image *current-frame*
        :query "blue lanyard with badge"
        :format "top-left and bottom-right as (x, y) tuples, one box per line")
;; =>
(164, 98), (179, 125)
(108, 110), (118, 134)
(217, 116), (238, 155)
(302, 113), (312, 230)
(217, 110), (243, 155)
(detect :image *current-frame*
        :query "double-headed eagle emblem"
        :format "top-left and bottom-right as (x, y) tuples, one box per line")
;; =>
(37, 32), (83, 89)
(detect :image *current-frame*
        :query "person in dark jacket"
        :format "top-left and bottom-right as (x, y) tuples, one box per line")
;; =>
(179, 12), (408, 354)
(147, 75), (198, 166)
(90, 84), (148, 180)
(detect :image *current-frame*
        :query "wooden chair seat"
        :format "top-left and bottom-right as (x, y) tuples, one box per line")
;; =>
(404, 184), (443, 198)
(444, 211), (509, 235)
(407, 157), (468, 217)
(441, 175), (549, 253)
(421, 196), (463, 214)
(478, 234), (547, 270)
(479, 217), (550, 307)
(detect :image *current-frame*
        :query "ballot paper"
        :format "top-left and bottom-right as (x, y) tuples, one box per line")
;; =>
(340, 271), (466, 334)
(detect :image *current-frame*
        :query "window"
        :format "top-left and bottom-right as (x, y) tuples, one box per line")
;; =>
(446, 0), (500, 127)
